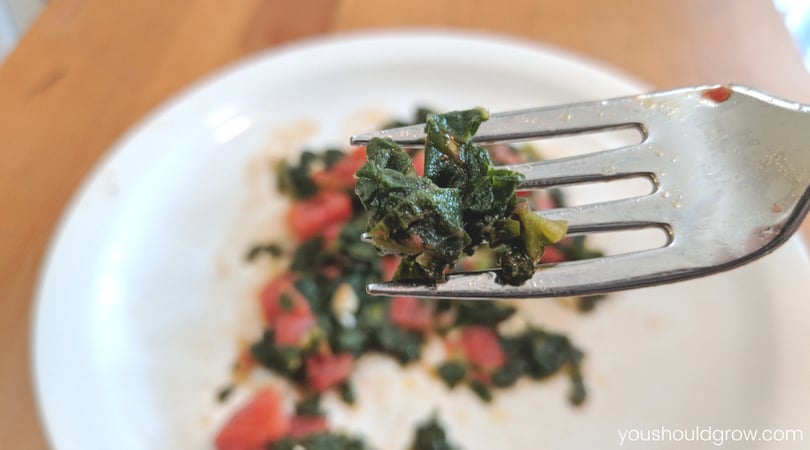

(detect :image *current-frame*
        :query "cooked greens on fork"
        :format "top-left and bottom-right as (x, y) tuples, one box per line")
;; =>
(355, 108), (567, 286)
(353, 85), (810, 299)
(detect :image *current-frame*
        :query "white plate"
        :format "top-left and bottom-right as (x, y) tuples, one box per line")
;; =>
(33, 31), (810, 450)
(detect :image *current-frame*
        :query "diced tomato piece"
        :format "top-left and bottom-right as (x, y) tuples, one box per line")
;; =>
(540, 245), (566, 263)
(274, 315), (317, 347)
(389, 296), (434, 332)
(310, 147), (367, 191)
(288, 415), (328, 439)
(260, 274), (312, 327)
(533, 192), (558, 211)
(287, 191), (354, 241)
(305, 353), (354, 392)
(309, 171), (346, 192)
(215, 389), (289, 450)
(330, 146), (367, 183)
(461, 326), (506, 372)
(412, 150), (425, 177)
(381, 255), (400, 281)
(489, 144), (525, 165)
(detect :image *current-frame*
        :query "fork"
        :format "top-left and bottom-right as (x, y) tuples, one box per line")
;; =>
(349, 85), (810, 299)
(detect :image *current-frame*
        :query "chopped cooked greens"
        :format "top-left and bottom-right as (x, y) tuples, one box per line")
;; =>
(452, 300), (516, 327)
(250, 330), (305, 377)
(277, 149), (346, 199)
(430, 300), (586, 406)
(270, 433), (366, 450)
(295, 394), (325, 417)
(219, 108), (612, 450)
(355, 138), (469, 282)
(356, 108), (567, 285)
(338, 381), (356, 405)
(216, 384), (234, 403)
(245, 243), (283, 262)
(576, 294), (608, 312)
(436, 361), (467, 388)
(499, 327), (587, 405)
(269, 415), (456, 450)
(410, 415), (459, 450)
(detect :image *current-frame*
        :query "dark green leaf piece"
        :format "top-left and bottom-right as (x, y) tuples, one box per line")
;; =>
(356, 108), (567, 285)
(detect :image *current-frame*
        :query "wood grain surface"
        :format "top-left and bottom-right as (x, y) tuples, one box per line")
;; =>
(1, 0), (808, 447)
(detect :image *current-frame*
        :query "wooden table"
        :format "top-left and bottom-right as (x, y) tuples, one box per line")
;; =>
(2, 0), (808, 447)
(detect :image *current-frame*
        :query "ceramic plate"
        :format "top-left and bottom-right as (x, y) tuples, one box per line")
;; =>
(33, 31), (810, 450)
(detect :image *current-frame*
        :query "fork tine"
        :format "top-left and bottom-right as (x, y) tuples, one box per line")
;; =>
(510, 144), (653, 187)
(350, 123), (426, 146)
(366, 247), (692, 299)
(539, 195), (671, 236)
(350, 95), (648, 146)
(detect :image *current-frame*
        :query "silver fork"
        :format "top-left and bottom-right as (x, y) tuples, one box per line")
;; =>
(350, 85), (810, 299)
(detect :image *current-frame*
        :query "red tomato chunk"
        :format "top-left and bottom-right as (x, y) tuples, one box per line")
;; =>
(540, 245), (566, 263)
(287, 191), (353, 241)
(305, 353), (354, 392)
(274, 315), (317, 347)
(311, 146), (367, 191)
(288, 415), (329, 439)
(411, 149), (425, 177)
(461, 326), (506, 372)
(215, 389), (289, 450)
(260, 274), (313, 327)
(389, 296), (434, 332)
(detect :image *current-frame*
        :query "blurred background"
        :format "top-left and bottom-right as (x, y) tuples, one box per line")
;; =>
(2, 1), (810, 69)
(774, 0), (810, 71)
(0, 0), (45, 61)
